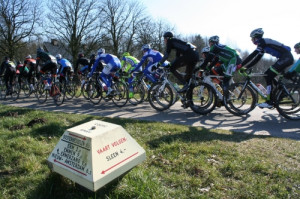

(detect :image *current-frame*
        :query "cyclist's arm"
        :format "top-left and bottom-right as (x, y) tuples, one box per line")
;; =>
(241, 49), (263, 69)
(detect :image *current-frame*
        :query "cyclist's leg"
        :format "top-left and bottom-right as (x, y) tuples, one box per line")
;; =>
(170, 57), (186, 84)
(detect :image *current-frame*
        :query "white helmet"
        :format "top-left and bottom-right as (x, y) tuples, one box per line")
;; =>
(25, 55), (32, 59)
(201, 46), (210, 53)
(141, 44), (151, 51)
(56, 54), (62, 60)
(97, 48), (105, 55)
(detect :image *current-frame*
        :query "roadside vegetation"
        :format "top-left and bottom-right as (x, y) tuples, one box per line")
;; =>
(0, 104), (299, 199)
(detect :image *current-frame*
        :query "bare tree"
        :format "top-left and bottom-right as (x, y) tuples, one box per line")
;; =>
(0, 0), (40, 59)
(46, 0), (102, 72)
(100, 0), (147, 56)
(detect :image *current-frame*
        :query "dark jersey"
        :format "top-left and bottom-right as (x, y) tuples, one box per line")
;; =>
(160, 38), (196, 63)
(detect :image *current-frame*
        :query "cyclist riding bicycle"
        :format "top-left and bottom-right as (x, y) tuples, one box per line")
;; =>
(198, 46), (224, 83)
(88, 48), (121, 96)
(0, 57), (16, 95)
(284, 42), (300, 80)
(76, 53), (90, 75)
(129, 44), (170, 91)
(240, 28), (294, 108)
(56, 54), (73, 83)
(158, 31), (200, 93)
(121, 52), (140, 98)
(22, 55), (37, 91)
(208, 35), (242, 91)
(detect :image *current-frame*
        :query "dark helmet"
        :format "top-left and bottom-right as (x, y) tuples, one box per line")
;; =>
(250, 28), (264, 38)
(209, 36), (219, 44)
(78, 53), (84, 58)
(294, 42), (300, 49)
(90, 54), (95, 59)
(37, 46), (44, 52)
(163, 31), (174, 38)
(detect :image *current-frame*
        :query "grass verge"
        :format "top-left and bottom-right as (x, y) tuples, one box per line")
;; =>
(0, 104), (299, 199)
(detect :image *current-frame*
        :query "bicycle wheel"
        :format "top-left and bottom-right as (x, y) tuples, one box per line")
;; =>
(88, 81), (102, 105)
(129, 80), (146, 105)
(112, 81), (128, 107)
(275, 84), (300, 120)
(148, 82), (173, 111)
(11, 83), (20, 101)
(74, 83), (82, 98)
(223, 83), (257, 116)
(187, 82), (217, 115)
(36, 82), (48, 103)
(53, 82), (65, 106)
(0, 81), (5, 100)
(22, 80), (31, 97)
(65, 80), (76, 100)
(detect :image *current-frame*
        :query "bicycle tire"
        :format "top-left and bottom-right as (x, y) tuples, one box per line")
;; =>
(129, 80), (146, 105)
(53, 82), (65, 106)
(112, 81), (128, 107)
(187, 82), (217, 115)
(223, 83), (257, 116)
(36, 82), (48, 104)
(88, 81), (102, 105)
(11, 83), (21, 101)
(65, 80), (76, 100)
(148, 82), (173, 111)
(0, 81), (5, 100)
(275, 84), (300, 120)
(22, 80), (31, 97)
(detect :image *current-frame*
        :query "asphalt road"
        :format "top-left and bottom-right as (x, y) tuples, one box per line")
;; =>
(1, 96), (299, 141)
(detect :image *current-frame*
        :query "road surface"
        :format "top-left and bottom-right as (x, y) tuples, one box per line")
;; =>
(1, 96), (299, 140)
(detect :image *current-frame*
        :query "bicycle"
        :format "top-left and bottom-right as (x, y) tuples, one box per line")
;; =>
(225, 68), (300, 120)
(59, 70), (76, 100)
(87, 72), (128, 107)
(74, 71), (89, 99)
(35, 73), (65, 106)
(148, 66), (217, 114)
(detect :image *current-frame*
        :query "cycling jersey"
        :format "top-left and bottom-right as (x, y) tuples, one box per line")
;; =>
(90, 53), (121, 88)
(242, 38), (291, 69)
(131, 49), (163, 73)
(121, 55), (140, 72)
(288, 58), (300, 73)
(57, 58), (73, 74)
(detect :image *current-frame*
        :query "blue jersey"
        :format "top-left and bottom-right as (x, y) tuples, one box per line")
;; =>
(57, 58), (72, 74)
(90, 53), (121, 74)
(132, 49), (163, 73)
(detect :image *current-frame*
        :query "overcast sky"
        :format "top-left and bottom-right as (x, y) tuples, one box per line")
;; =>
(140, 0), (300, 58)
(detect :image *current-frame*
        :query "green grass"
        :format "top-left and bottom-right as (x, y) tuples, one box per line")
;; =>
(0, 104), (299, 199)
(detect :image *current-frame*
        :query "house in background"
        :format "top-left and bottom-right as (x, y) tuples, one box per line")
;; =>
(43, 39), (73, 61)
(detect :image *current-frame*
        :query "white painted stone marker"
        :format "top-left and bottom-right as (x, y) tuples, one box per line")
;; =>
(47, 120), (146, 191)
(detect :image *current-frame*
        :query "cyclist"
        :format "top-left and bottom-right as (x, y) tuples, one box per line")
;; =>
(284, 42), (300, 79)
(76, 53), (90, 75)
(88, 48), (121, 96)
(120, 52), (140, 98)
(89, 54), (96, 71)
(158, 31), (200, 93)
(130, 44), (169, 83)
(22, 55), (37, 91)
(241, 28), (294, 108)
(36, 47), (58, 89)
(0, 57), (16, 95)
(208, 35), (242, 91)
(56, 54), (73, 83)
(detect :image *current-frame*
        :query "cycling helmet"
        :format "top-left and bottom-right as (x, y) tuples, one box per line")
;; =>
(294, 42), (300, 49)
(25, 55), (32, 59)
(250, 28), (264, 38)
(209, 36), (219, 44)
(201, 46), (210, 53)
(90, 54), (95, 59)
(163, 31), (174, 38)
(97, 48), (105, 55)
(141, 44), (151, 51)
(78, 53), (84, 58)
(56, 54), (62, 60)
(37, 47), (44, 52)
(122, 52), (130, 57)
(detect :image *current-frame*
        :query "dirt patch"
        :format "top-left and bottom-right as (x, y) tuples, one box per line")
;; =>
(27, 118), (47, 127)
